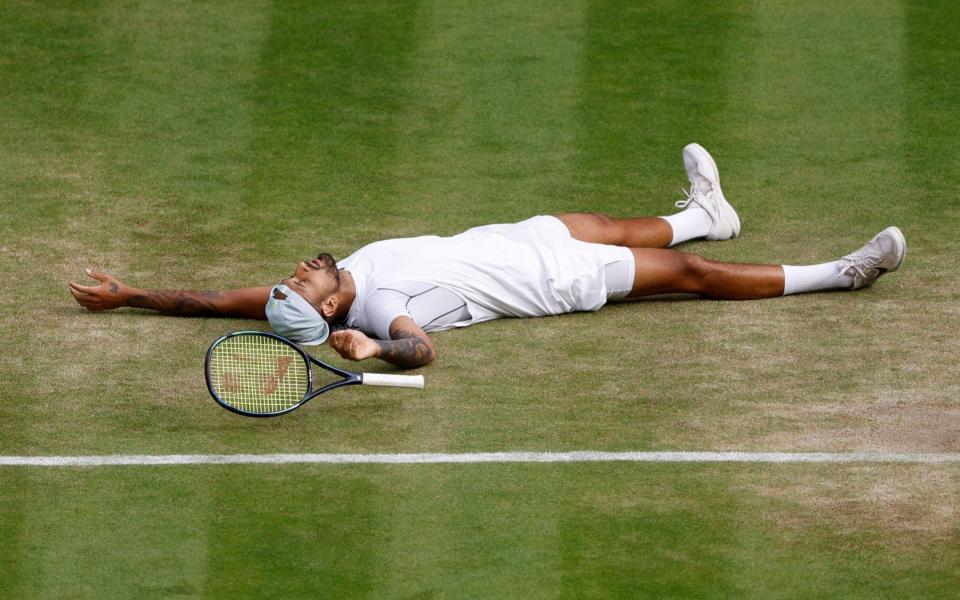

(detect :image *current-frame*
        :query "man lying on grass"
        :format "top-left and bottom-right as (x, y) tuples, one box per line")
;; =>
(69, 143), (906, 369)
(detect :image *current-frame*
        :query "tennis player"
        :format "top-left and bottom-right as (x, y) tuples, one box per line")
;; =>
(69, 144), (906, 369)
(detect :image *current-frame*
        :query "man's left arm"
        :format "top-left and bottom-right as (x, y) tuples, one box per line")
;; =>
(328, 316), (435, 369)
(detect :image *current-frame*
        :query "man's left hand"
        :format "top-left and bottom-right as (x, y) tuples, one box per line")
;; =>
(329, 329), (380, 362)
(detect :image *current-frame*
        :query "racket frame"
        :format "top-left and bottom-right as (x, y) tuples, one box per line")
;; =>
(205, 330), (361, 417)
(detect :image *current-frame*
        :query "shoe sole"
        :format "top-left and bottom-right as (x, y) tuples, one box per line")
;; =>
(683, 143), (740, 239)
(683, 143), (720, 186)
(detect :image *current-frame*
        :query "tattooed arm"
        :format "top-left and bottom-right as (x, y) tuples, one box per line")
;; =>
(328, 316), (436, 368)
(68, 269), (271, 319)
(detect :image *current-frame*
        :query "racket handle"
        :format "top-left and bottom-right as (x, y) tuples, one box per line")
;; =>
(361, 373), (425, 389)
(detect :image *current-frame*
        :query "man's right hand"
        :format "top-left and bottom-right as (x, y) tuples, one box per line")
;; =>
(68, 269), (131, 311)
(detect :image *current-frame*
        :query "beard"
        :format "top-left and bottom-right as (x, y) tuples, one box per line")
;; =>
(315, 253), (341, 288)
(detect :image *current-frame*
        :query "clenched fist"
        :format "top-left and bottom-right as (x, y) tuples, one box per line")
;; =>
(329, 329), (380, 362)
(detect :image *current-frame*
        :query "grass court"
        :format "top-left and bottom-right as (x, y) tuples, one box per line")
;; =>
(1, 1), (959, 597)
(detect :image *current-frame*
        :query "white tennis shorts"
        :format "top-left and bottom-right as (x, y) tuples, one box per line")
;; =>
(523, 215), (635, 305)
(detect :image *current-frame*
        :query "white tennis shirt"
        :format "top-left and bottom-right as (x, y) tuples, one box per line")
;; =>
(337, 216), (632, 340)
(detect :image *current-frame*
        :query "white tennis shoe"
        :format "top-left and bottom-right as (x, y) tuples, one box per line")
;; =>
(837, 226), (907, 289)
(675, 143), (741, 240)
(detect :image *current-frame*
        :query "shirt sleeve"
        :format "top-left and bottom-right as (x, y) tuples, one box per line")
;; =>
(362, 282), (471, 339)
(363, 288), (412, 340)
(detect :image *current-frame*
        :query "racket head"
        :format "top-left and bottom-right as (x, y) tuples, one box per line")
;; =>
(205, 331), (312, 417)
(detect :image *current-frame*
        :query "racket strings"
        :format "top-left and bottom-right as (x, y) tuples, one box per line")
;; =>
(208, 335), (309, 413)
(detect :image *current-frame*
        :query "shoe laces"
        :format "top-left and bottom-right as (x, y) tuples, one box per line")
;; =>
(837, 249), (883, 280)
(675, 183), (718, 210)
(675, 184), (703, 209)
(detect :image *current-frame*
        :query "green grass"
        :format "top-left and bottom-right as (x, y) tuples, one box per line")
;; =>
(3, 465), (959, 598)
(2, 0), (959, 597)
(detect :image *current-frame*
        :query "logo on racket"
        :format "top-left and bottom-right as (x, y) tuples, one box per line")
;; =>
(262, 356), (295, 396)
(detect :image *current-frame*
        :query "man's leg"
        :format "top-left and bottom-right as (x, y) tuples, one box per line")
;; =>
(555, 204), (727, 249)
(556, 212), (675, 249)
(626, 249), (785, 299)
(624, 226), (907, 299)
(557, 143), (740, 248)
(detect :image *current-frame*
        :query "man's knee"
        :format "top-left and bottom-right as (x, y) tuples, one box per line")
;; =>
(556, 212), (617, 244)
(555, 211), (613, 226)
(676, 253), (714, 293)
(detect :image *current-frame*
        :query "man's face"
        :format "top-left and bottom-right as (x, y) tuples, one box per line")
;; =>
(281, 253), (340, 315)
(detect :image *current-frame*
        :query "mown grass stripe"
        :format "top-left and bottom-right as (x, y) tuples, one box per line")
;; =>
(3, 452), (959, 467)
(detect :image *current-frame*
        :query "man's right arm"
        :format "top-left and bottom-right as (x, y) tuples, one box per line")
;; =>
(68, 269), (271, 319)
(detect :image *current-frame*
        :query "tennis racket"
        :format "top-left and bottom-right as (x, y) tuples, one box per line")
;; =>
(205, 330), (425, 417)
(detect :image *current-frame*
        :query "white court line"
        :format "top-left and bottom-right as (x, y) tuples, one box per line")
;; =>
(2, 451), (960, 467)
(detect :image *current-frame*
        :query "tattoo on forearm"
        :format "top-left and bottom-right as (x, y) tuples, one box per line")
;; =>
(376, 329), (434, 368)
(128, 290), (226, 317)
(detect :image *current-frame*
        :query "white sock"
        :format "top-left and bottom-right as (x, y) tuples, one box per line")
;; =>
(782, 262), (855, 295)
(660, 207), (712, 246)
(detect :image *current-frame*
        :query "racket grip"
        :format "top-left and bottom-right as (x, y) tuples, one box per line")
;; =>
(361, 373), (425, 389)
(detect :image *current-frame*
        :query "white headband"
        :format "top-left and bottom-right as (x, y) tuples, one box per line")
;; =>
(264, 284), (330, 345)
